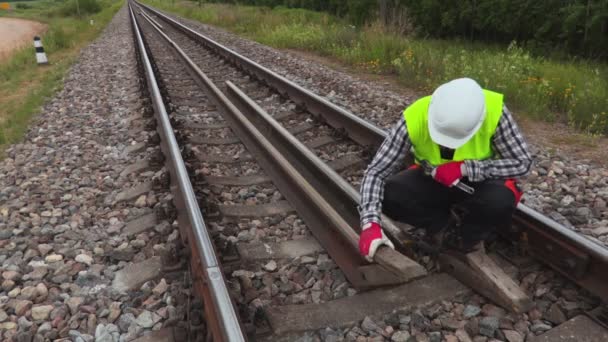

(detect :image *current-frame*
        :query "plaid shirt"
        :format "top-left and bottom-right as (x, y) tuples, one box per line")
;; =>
(359, 106), (532, 226)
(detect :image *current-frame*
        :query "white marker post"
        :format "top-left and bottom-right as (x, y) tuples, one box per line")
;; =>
(33, 36), (48, 65)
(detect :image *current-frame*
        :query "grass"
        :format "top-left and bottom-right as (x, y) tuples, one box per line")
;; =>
(0, 0), (122, 152)
(142, 0), (608, 134)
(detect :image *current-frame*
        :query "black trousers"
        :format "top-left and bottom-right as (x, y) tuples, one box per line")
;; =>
(382, 168), (519, 244)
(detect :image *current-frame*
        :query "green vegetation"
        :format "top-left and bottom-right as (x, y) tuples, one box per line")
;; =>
(398, 0), (608, 60)
(59, 0), (102, 16)
(194, 0), (608, 60)
(143, 0), (608, 134)
(196, 0), (375, 26)
(0, 0), (122, 151)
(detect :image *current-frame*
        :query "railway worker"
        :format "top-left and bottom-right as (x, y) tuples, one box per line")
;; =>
(358, 77), (532, 260)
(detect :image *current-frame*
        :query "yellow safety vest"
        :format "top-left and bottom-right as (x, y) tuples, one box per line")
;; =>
(403, 89), (503, 166)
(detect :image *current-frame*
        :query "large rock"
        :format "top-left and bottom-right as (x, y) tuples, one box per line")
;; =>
(95, 323), (120, 342)
(546, 303), (566, 325)
(391, 331), (410, 342)
(66, 297), (84, 315)
(463, 305), (481, 318)
(31, 305), (54, 321)
(14, 300), (33, 316)
(503, 329), (524, 342)
(479, 316), (499, 337)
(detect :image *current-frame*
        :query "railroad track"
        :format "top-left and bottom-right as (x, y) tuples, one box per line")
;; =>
(128, 2), (607, 341)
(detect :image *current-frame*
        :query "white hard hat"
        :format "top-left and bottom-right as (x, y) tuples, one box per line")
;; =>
(428, 78), (486, 149)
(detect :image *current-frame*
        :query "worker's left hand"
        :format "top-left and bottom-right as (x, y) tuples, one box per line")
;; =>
(432, 161), (464, 187)
(358, 222), (394, 262)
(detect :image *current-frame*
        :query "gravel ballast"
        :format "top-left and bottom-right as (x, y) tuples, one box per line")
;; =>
(0, 6), (190, 341)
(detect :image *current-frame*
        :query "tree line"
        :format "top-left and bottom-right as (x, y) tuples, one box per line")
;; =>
(399, 0), (608, 59)
(207, 0), (608, 59)
(206, 0), (376, 25)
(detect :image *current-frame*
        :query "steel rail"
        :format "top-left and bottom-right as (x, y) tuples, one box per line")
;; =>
(136, 3), (608, 301)
(514, 206), (608, 300)
(136, 2), (385, 151)
(139, 8), (163, 30)
(133, 3), (424, 289)
(222, 73), (408, 242)
(224, 81), (427, 285)
(128, 5), (247, 341)
(134, 1), (405, 244)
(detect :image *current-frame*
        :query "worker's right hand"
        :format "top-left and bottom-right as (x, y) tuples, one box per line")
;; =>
(432, 161), (464, 187)
(358, 222), (394, 262)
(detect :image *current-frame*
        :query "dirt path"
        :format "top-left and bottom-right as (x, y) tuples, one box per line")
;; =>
(0, 17), (47, 61)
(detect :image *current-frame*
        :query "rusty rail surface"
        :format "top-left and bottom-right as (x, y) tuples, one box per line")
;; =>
(137, 2), (608, 303)
(128, 4), (247, 341)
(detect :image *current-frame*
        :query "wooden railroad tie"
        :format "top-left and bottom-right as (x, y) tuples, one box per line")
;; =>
(438, 243), (533, 314)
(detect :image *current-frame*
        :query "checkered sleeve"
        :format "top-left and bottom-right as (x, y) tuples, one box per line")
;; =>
(464, 106), (532, 182)
(358, 119), (411, 227)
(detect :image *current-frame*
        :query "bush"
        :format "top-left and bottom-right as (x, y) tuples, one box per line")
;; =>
(401, 0), (608, 60)
(390, 41), (608, 132)
(16, 3), (33, 9)
(60, 0), (101, 16)
(261, 23), (327, 49)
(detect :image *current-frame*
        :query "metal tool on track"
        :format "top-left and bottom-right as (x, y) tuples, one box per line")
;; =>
(419, 160), (475, 194)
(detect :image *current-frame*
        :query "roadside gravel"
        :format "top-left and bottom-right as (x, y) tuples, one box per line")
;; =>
(0, 6), (189, 341)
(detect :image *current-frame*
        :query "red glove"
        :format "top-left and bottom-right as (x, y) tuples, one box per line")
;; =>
(505, 179), (523, 204)
(432, 161), (464, 187)
(358, 222), (394, 262)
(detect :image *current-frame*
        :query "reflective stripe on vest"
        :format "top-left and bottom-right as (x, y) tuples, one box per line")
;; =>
(403, 89), (504, 166)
